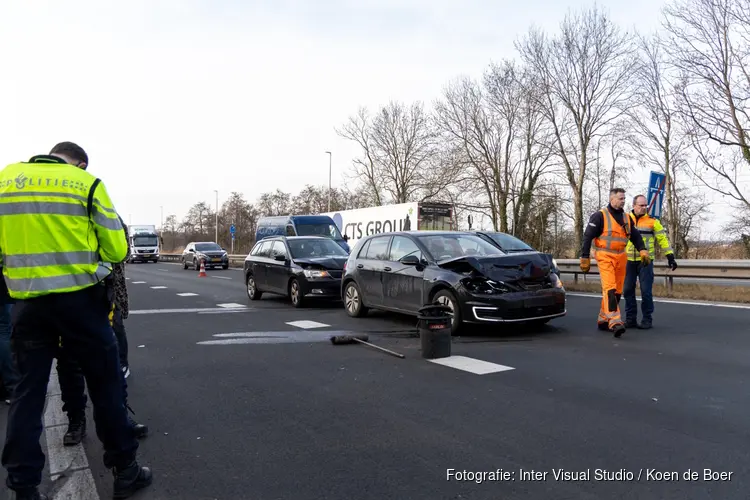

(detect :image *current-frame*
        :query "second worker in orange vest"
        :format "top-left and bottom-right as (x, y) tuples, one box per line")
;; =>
(579, 188), (650, 337)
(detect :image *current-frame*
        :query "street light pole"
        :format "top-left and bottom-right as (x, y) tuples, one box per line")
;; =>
(325, 151), (332, 212)
(214, 190), (218, 243)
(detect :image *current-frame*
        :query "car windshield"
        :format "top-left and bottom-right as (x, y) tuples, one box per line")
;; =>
(487, 232), (533, 252)
(133, 236), (158, 247)
(195, 243), (222, 252)
(417, 234), (505, 260)
(288, 239), (348, 259)
(295, 222), (344, 240)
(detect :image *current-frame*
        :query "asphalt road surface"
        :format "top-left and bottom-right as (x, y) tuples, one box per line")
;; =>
(558, 272), (750, 288)
(1, 263), (749, 500)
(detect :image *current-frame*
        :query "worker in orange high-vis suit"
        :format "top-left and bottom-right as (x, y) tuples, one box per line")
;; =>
(579, 188), (650, 338)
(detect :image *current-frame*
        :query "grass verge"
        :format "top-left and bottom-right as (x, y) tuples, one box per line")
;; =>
(562, 279), (750, 304)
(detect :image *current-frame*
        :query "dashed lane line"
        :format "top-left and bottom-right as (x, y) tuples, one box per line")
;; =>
(216, 303), (246, 309)
(149, 286), (167, 289)
(211, 276), (233, 280)
(286, 320), (331, 329)
(131, 281), (146, 284)
(177, 293), (199, 297)
(427, 355), (516, 375)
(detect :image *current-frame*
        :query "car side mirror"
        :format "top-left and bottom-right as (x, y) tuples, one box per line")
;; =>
(274, 254), (287, 261)
(400, 255), (420, 266)
(188, 249), (194, 253)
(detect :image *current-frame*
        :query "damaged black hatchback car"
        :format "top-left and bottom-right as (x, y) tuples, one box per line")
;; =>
(341, 231), (566, 334)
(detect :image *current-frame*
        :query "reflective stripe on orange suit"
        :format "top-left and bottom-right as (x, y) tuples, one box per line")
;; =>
(592, 208), (630, 329)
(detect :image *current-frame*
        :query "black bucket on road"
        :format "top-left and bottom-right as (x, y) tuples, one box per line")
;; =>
(417, 304), (452, 359)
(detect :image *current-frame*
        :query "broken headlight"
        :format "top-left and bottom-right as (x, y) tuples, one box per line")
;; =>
(461, 277), (512, 294)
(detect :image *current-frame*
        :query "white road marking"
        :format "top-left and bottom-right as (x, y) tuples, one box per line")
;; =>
(125, 277), (130, 280)
(130, 307), (253, 315)
(131, 281), (146, 284)
(212, 276), (233, 280)
(427, 355), (515, 375)
(216, 303), (247, 309)
(149, 286), (167, 289)
(177, 292), (199, 297)
(158, 268), (170, 272)
(566, 292), (750, 310)
(286, 320), (330, 329)
(44, 364), (100, 499)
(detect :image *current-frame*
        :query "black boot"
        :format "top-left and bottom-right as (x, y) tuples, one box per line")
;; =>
(612, 324), (626, 338)
(112, 461), (153, 499)
(15, 489), (49, 500)
(63, 414), (86, 446)
(128, 415), (149, 439)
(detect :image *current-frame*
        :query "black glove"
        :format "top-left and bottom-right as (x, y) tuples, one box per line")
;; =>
(667, 254), (677, 271)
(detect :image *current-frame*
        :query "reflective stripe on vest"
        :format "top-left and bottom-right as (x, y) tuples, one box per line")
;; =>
(626, 213), (674, 260)
(593, 208), (629, 255)
(0, 161), (125, 299)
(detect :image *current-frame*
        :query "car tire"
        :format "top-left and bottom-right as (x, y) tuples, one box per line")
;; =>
(289, 278), (304, 308)
(343, 281), (368, 318)
(183, 259), (188, 269)
(194, 259), (200, 271)
(432, 289), (462, 336)
(246, 273), (262, 300)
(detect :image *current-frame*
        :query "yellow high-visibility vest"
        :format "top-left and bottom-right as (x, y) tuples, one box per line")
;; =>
(626, 212), (674, 261)
(0, 155), (128, 299)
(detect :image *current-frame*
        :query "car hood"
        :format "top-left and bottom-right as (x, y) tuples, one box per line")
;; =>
(437, 253), (553, 280)
(197, 250), (225, 256)
(293, 256), (348, 270)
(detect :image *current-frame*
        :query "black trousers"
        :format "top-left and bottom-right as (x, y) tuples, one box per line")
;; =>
(57, 304), (130, 418)
(1, 284), (138, 494)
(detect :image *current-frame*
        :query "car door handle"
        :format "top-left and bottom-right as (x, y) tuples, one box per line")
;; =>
(384, 266), (392, 271)
(357, 264), (364, 269)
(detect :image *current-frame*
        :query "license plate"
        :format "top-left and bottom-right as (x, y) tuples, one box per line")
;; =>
(212, 258), (221, 262)
(524, 297), (554, 308)
(142, 254), (152, 258)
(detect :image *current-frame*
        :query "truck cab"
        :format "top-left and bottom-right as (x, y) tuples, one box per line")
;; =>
(128, 225), (160, 263)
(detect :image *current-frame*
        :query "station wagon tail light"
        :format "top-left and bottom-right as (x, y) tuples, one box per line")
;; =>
(343, 262), (347, 271)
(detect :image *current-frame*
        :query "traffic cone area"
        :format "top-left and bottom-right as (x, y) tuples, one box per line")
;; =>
(198, 259), (207, 277)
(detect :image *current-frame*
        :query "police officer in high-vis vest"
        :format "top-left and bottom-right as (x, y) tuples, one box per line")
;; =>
(623, 194), (678, 329)
(0, 142), (152, 500)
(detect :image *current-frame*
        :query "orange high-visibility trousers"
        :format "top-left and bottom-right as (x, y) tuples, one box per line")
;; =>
(595, 250), (628, 328)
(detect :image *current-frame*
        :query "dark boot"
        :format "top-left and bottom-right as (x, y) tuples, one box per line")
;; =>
(612, 323), (626, 338)
(128, 415), (149, 439)
(63, 414), (86, 446)
(15, 489), (49, 500)
(624, 318), (638, 328)
(597, 322), (609, 331)
(638, 319), (652, 329)
(112, 461), (153, 499)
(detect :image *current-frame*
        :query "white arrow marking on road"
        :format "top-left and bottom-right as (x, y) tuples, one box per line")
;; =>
(286, 320), (330, 329)
(177, 292), (199, 296)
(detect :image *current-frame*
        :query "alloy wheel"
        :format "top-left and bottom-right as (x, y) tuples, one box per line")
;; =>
(435, 295), (456, 326)
(247, 277), (255, 297)
(290, 280), (300, 305)
(345, 284), (359, 315)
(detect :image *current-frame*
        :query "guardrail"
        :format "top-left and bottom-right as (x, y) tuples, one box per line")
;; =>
(155, 253), (750, 291)
(555, 259), (750, 291)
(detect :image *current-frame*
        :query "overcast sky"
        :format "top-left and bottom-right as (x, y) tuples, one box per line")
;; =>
(1, 0), (746, 235)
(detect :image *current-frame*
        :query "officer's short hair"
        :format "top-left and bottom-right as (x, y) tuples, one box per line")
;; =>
(609, 187), (625, 196)
(50, 142), (88, 166)
(633, 194), (646, 205)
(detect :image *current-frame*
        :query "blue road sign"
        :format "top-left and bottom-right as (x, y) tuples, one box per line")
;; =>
(647, 171), (666, 219)
(231, 233), (235, 240)
(230, 224), (236, 234)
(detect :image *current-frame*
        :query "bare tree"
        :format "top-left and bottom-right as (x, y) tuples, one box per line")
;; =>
(627, 32), (692, 248)
(337, 101), (443, 205)
(433, 61), (521, 231)
(515, 5), (638, 245)
(661, 0), (750, 231)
